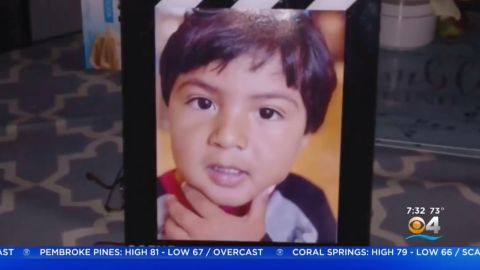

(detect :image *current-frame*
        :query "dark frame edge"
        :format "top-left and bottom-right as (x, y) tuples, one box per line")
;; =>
(337, 0), (380, 245)
(122, 0), (160, 245)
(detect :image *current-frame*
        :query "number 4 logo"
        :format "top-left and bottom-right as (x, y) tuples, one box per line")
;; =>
(426, 216), (440, 234)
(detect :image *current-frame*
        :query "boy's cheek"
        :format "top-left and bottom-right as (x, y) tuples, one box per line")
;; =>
(171, 110), (213, 131)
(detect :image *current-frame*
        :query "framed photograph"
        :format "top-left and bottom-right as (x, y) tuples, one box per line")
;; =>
(122, 0), (380, 245)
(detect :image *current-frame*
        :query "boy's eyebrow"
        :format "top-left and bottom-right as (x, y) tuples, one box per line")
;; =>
(176, 79), (220, 95)
(251, 93), (299, 109)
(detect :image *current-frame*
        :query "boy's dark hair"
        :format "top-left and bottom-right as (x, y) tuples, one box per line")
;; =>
(160, 9), (337, 133)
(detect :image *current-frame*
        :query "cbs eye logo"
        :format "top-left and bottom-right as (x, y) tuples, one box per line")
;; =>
(408, 217), (426, 234)
(406, 216), (442, 241)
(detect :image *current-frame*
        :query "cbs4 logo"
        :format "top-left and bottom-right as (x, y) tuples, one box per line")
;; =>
(406, 216), (442, 241)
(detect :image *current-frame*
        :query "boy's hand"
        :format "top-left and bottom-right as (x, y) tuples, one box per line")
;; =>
(164, 184), (272, 241)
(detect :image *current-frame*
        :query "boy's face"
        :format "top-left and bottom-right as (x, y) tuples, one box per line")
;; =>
(167, 54), (308, 207)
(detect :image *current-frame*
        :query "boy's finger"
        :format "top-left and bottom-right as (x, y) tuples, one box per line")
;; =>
(167, 195), (202, 232)
(247, 185), (274, 222)
(182, 183), (223, 218)
(164, 217), (190, 240)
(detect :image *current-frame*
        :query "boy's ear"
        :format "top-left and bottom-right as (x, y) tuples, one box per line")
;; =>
(300, 135), (310, 149)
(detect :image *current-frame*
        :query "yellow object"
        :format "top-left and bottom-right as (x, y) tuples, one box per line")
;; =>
(431, 0), (461, 20)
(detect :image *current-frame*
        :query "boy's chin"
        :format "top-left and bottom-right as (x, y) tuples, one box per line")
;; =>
(207, 192), (252, 208)
(196, 184), (256, 207)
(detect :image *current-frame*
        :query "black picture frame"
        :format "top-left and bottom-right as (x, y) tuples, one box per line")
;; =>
(122, 0), (380, 246)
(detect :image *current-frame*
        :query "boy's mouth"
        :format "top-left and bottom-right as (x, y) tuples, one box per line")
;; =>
(206, 164), (249, 188)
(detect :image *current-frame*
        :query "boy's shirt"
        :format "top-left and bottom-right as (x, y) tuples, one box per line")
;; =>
(157, 170), (337, 243)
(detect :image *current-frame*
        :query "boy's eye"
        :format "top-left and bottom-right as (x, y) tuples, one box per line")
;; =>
(258, 108), (282, 120)
(188, 97), (216, 111)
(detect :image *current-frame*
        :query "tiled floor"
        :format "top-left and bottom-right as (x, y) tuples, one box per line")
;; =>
(0, 35), (124, 245)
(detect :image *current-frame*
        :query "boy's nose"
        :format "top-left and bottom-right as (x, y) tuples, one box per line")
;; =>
(208, 113), (249, 150)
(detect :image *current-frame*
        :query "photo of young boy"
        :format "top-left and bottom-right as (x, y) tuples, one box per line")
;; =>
(155, 7), (344, 243)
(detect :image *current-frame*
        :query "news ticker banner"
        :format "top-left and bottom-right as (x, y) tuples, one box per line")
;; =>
(1, 247), (480, 270)
(0, 246), (479, 259)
